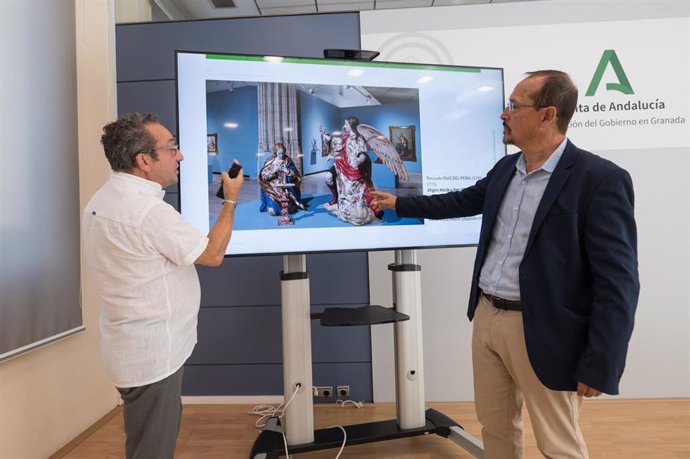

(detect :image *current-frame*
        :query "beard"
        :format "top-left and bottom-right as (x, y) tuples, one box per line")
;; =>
(502, 124), (514, 145)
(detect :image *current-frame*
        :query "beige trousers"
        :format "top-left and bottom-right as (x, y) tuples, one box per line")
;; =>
(472, 295), (589, 459)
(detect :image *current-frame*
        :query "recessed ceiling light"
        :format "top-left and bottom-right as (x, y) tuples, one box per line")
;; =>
(210, 0), (236, 7)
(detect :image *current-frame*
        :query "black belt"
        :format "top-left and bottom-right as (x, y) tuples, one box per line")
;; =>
(481, 290), (522, 311)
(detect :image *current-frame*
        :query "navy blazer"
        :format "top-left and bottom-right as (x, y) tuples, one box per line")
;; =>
(396, 141), (639, 395)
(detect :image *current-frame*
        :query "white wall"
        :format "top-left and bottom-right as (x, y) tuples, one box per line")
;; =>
(0, 1), (118, 457)
(365, 0), (690, 401)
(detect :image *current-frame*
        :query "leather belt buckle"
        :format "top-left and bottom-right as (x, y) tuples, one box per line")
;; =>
(481, 290), (522, 311)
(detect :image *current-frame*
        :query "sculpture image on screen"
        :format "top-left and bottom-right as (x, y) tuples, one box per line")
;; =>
(176, 52), (505, 256)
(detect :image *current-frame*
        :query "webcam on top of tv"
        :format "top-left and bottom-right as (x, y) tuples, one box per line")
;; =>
(323, 49), (380, 61)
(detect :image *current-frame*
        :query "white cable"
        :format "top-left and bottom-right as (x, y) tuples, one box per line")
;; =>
(281, 383), (301, 414)
(248, 383), (302, 427)
(336, 399), (365, 408)
(248, 384), (302, 458)
(249, 385), (351, 459)
(278, 384), (303, 459)
(326, 425), (347, 459)
(247, 403), (284, 428)
(280, 426), (291, 459)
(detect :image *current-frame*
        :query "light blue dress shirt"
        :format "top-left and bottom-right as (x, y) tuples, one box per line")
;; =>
(478, 138), (568, 301)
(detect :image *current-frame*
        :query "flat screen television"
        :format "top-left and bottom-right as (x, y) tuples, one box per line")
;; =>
(176, 51), (505, 256)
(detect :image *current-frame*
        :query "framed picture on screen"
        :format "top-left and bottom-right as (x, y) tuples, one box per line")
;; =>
(390, 125), (416, 162)
(207, 133), (218, 153)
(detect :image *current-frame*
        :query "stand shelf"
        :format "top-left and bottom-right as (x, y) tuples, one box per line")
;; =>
(312, 305), (409, 326)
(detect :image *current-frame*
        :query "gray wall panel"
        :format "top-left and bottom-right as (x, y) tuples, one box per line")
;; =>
(190, 305), (371, 364)
(163, 191), (178, 207)
(117, 80), (176, 134)
(311, 320), (372, 363)
(197, 258), (283, 307)
(308, 252), (370, 304)
(189, 306), (282, 364)
(182, 364), (283, 395)
(183, 362), (372, 401)
(117, 14), (361, 82)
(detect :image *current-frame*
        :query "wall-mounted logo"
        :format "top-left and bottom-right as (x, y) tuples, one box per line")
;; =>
(376, 32), (454, 65)
(586, 50), (634, 96)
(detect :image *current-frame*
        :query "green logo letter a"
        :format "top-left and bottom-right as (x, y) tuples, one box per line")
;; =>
(586, 49), (634, 96)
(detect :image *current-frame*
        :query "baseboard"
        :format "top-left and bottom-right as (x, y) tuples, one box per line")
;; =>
(182, 395), (284, 405)
(48, 406), (121, 459)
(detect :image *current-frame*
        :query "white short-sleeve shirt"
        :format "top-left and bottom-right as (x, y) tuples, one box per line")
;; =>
(82, 172), (208, 388)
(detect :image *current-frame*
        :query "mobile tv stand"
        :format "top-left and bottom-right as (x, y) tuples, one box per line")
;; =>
(249, 251), (484, 458)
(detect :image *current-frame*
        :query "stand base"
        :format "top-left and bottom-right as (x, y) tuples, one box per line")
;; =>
(249, 408), (483, 458)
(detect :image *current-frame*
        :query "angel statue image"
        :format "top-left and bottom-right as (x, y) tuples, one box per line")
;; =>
(258, 140), (307, 216)
(321, 131), (344, 207)
(320, 116), (408, 226)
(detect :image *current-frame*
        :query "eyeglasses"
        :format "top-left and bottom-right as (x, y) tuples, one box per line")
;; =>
(153, 144), (179, 153)
(505, 101), (549, 112)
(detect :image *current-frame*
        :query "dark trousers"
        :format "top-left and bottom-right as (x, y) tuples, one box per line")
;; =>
(117, 366), (184, 459)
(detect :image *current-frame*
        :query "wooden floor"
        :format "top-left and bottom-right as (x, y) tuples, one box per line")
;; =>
(60, 399), (689, 458)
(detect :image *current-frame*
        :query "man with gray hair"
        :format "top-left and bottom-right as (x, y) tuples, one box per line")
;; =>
(82, 112), (243, 458)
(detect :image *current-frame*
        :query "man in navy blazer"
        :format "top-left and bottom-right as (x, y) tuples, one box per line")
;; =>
(372, 70), (639, 458)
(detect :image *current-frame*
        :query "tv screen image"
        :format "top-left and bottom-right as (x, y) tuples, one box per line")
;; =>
(176, 52), (505, 256)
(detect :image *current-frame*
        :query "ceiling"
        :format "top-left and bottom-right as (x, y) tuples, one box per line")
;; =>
(150, 0), (544, 21)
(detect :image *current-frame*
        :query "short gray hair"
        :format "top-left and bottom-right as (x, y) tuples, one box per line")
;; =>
(100, 112), (159, 172)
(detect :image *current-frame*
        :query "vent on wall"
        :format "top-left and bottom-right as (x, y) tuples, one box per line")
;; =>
(211, 0), (236, 7)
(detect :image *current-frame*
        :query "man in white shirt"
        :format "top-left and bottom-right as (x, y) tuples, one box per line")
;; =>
(82, 112), (243, 458)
